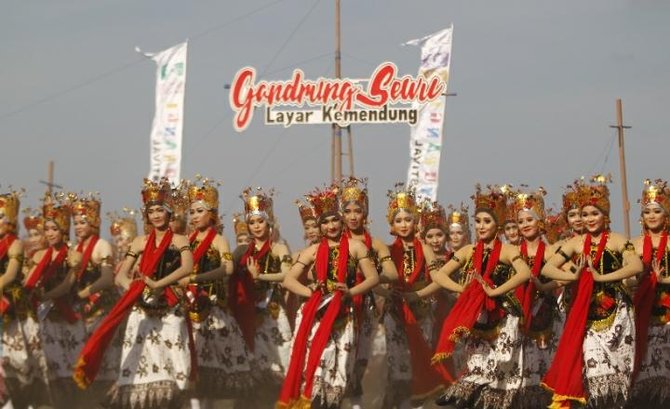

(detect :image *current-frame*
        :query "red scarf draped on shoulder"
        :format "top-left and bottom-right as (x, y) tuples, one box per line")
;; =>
(0, 234), (17, 314)
(229, 238), (271, 351)
(632, 231), (668, 381)
(73, 229), (173, 389)
(515, 240), (546, 331)
(390, 237), (452, 397)
(277, 235), (349, 408)
(433, 239), (502, 363)
(542, 232), (608, 408)
(76, 236), (99, 280)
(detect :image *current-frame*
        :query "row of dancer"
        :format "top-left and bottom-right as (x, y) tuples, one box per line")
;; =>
(1, 175), (669, 408)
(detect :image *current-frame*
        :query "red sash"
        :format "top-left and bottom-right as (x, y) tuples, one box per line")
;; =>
(278, 235), (350, 408)
(228, 239), (271, 351)
(76, 236), (99, 280)
(73, 229), (174, 389)
(542, 232), (608, 407)
(0, 234), (17, 314)
(515, 240), (546, 331)
(391, 237), (452, 397)
(433, 239), (502, 363)
(632, 232), (667, 381)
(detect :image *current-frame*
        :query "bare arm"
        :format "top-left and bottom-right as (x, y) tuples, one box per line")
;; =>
(78, 239), (114, 298)
(592, 236), (643, 283)
(373, 239), (398, 283)
(114, 237), (144, 290)
(282, 245), (317, 298)
(346, 241), (379, 297)
(43, 250), (82, 300)
(186, 235), (230, 285)
(430, 245), (472, 293)
(541, 237), (582, 282)
(250, 243), (289, 283)
(482, 245), (531, 297)
(145, 235), (193, 288)
(0, 240), (23, 290)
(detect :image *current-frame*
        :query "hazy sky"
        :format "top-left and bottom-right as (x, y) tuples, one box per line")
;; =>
(3, 0), (669, 247)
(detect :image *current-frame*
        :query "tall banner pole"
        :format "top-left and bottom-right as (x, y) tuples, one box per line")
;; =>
(404, 25), (453, 202)
(138, 41), (188, 185)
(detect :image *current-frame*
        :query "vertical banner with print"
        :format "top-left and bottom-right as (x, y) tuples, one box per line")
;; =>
(140, 41), (188, 184)
(404, 26), (453, 202)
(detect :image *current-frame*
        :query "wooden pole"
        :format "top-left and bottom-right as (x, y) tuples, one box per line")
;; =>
(331, 0), (342, 182)
(610, 98), (632, 238)
(48, 161), (54, 194)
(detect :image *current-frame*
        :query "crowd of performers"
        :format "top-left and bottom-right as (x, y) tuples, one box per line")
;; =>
(0, 174), (669, 409)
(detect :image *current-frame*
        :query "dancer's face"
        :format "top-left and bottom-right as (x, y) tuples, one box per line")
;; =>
(424, 228), (447, 253)
(392, 210), (416, 239)
(581, 205), (606, 235)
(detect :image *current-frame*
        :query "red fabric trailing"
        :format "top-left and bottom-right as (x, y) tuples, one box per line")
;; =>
(76, 236), (99, 280)
(515, 240), (546, 331)
(632, 231), (667, 381)
(542, 232), (608, 406)
(390, 237), (452, 396)
(0, 234), (17, 313)
(228, 239), (271, 352)
(432, 239), (502, 363)
(73, 229), (174, 389)
(278, 234), (350, 407)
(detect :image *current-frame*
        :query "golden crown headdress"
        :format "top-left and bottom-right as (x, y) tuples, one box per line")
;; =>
(446, 203), (471, 237)
(241, 187), (275, 223)
(387, 183), (418, 224)
(640, 179), (670, 215)
(187, 175), (220, 211)
(499, 184), (520, 223)
(419, 200), (447, 233)
(579, 174), (611, 215)
(23, 207), (43, 231)
(562, 178), (586, 213)
(472, 184), (507, 225)
(71, 192), (102, 229)
(510, 186), (547, 221)
(141, 177), (173, 208)
(42, 191), (73, 233)
(108, 208), (138, 238)
(232, 212), (249, 237)
(305, 184), (340, 221)
(171, 180), (190, 217)
(544, 208), (567, 244)
(340, 177), (369, 213)
(0, 187), (23, 228)
(295, 199), (318, 223)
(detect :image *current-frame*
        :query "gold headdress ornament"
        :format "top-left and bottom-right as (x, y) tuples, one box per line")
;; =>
(295, 199), (317, 223)
(71, 192), (102, 229)
(472, 184), (507, 226)
(386, 183), (418, 224)
(171, 180), (190, 217)
(500, 184), (519, 223)
(579, 174), (611, 215)
(419, 200), (447, 233)
(42, 191), (73, 234)
(562, 177), (586, 213)
(544, 208), (567, 244)
(187, 175), (220, 211)
(232, 212), (249, 237)
(0, 187), (24, 231)
(23, 207), (43, 231)
(305, 183), (340, 221)
(108, 208), (138, 238)
(241, 187), (275, 223)
(446, 203), (471, 240)
(141, 177), (172, 209)
(510, 186), (547, 221)
(340, 176), (369, 214)
(640, 179), (670, 215)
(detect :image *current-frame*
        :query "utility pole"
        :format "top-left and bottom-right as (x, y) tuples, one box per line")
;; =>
(39, 160), (63, 194)
(609, 98), (632, 238)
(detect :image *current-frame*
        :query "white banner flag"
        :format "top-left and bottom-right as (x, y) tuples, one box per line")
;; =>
(140, 41), (188, 184)
(405, 25), (453, 202)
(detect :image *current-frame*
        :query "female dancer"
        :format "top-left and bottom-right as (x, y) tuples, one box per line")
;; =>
(24, 193), (84, 408)
(229, 188), (292, 397)
(339, 177), (398, 408)
(432, 185), (531, 408)
(279, 183), (379, 408)
(630, 179), (670, 408)
(75, 178), (194, 409)
(510, 189), (560, 407)
(1, 192), (50, 408)
(182, 178), (254, 404)
(109, 209), (139, 272)
(381, 186), (451, 409)
(541, 176), (643, 408)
